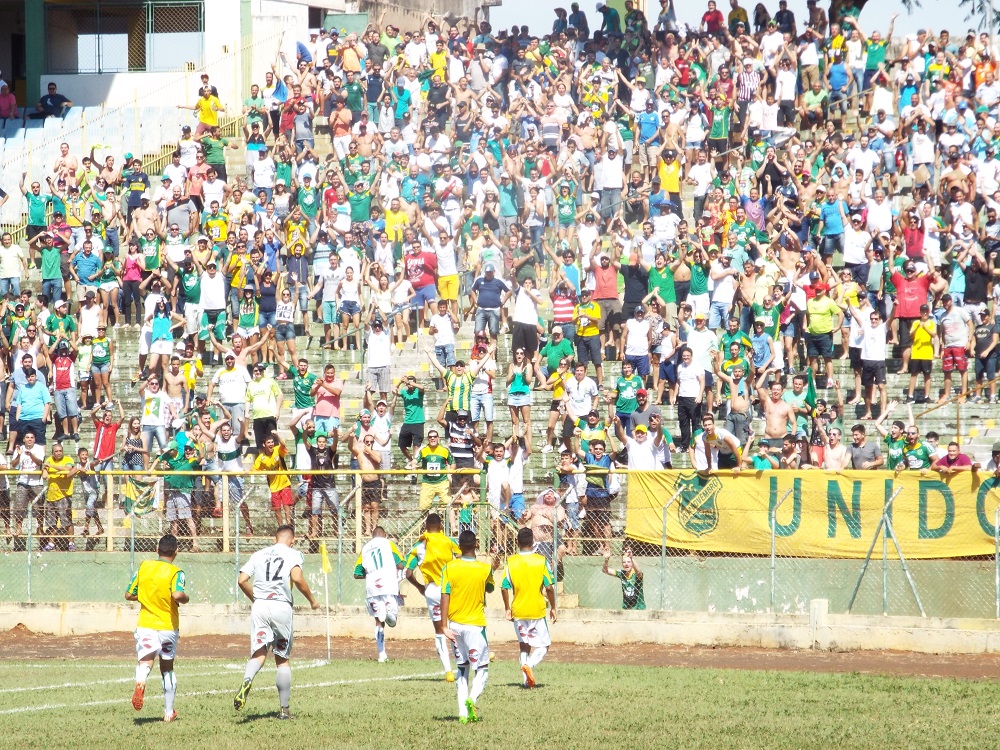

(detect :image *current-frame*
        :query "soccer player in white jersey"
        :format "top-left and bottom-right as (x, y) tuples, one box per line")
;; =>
(234, 525), (319, 720)
(354, 526), (405, 662)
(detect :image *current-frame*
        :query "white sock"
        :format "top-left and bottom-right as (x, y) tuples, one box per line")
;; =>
(529, 646), (547, 668)
(276, 665), (291, 708)
(519, 652), (528, 667)
(470, 667), (488, 703)
(135, 662), (152, 685)
(435, 634), (452, 673)
(243, 657), (263, 683)
(161, 671), (176, 715)
(456, 665), (469, 718)
(375, 626), (385, 655)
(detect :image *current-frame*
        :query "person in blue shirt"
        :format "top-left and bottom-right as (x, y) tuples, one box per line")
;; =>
(470, 263), (511, 339)
(635, 100), (662, 182)
(14, 368), (52, 444)
(71, 239), (103, 292)
(818, 191), (848, 257)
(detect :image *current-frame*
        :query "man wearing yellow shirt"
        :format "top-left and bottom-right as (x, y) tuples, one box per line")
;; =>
(501, 527), (556, 688)
(252, 431), (294, 527)
(125, 533), (189, 723)
(405, 513), (461, 679)
(574, 288), (604, 384)
(41, 442), (78, 551)
(181, 87), (226, 135)
(805, 282), (843, 384)
(441, 530), (498, 724)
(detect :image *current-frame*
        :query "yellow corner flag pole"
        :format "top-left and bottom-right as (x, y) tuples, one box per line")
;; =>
(320, 541), (332, 662)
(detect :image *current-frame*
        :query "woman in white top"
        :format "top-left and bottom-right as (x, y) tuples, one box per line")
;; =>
(335, 265), (364, 352)
(273, 283), (297, 373)
(389, 275), (415, 344)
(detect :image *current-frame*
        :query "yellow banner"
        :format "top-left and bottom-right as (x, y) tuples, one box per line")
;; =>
(626, 470), (1000, 559)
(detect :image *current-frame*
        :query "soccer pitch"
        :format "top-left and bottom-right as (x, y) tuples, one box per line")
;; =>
(0, 656), (996, 750)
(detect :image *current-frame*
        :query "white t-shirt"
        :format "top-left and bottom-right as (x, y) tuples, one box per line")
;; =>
(429, 313), (456, 347)
(624, 318), (650, 356)
(212, 366), (252, 403)
(625, 435), (658, 470)
(859, 320), (887, 361)
(240, 543), (305, 605)
(676, 361), (703, 399)
(566, 375), (599, 416)
(366, 329), (392, 368)
(358, 536), (402, 598)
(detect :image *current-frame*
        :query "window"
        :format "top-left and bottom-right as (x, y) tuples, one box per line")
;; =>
(45, 0), (205, 74)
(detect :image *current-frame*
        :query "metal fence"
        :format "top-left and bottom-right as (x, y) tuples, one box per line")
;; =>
(3, 468), (1000, 621)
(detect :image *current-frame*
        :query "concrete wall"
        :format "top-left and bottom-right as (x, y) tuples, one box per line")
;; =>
(5, 599), (1000, 654)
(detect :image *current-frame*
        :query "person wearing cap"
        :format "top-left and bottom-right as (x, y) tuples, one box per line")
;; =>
(804, 282), (842, 384)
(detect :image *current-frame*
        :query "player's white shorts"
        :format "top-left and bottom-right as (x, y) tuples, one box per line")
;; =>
(366, 594), (400, 627)
(184, 303), (201, 336)
(250, 599), (294, 659)
(451, 622), (490, 668)
(425, 582), (442, 622)
(514, 618), (551, 649)
(134, 628), (179, 661)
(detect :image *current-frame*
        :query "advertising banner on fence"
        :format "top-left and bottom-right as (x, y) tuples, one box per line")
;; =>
(626, 470), (1000, 559)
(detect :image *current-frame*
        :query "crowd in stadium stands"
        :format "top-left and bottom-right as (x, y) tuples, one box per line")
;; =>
(3, 0), (1000, 554)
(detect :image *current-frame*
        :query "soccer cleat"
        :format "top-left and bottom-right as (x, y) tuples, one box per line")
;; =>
(163, 711), (178, 723)
(277, 708), (296, 721)
(378, 652), (388, 663)
(445, 671), (455, 682)
(233, 678), (253, 711)
(131, 682), (145, 711)
(465, 699), (479, 723)
(459, 716), (469, 725)
(522, 664), (536, 688)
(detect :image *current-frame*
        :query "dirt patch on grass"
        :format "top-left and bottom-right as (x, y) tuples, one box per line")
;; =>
(3, 625), (998, 680)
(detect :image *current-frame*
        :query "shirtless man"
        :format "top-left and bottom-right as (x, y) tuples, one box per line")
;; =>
(755, 372), (796, 448)
(671, 230), (693, 304)
(355, 123), (378, 158)
(449, 77), (477, 111)
(162, 356), (189, 416)
(129, 196), (160, 239)
(351, 431), (384, 537)
(712, 352), (752, 446)
(208, 330), (270, 370)
(96, 153), (123, 188)
(53, 143), (79, 187)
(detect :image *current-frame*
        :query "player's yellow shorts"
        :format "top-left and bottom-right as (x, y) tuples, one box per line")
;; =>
(419, 481), (447, 510)
(437, 274), (459, 301)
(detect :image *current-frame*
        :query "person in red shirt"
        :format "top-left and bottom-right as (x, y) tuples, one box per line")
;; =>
(51, 341), (80, 441)
(931, 441), (975, 474)
(701, 1), (725, 33)
(90, 399), (124, 519)
(404, 241), (439, 326)
(889, 258), (945, 373)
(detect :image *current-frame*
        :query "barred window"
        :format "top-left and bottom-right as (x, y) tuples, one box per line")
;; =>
(45, 0), (205, 74)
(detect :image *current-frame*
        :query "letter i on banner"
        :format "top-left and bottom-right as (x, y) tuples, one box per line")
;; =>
(320, 542), (332, 662)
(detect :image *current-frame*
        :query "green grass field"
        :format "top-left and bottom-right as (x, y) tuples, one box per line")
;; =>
(0, 657), (995, 750)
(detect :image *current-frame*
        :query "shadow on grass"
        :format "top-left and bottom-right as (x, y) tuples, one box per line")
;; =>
(133, 717), (169, 725)
(432, 715), (461, 722)
(237, 711), (278, 723)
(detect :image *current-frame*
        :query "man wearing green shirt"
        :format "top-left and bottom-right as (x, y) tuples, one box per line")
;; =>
(539, 329), (575, 378)
(45, 298), (77, 346)
(646, 253), (677, 327)
(286, 358), (318, 412)
(196, 126), (237, 182)
(613, 360), (643, 425)
(342, 71), (366, 121)
(393, 375), (426, 469)
(20, 173), (53, 266)
(159, 443), (204, 552)
(902, 427), (933, 470)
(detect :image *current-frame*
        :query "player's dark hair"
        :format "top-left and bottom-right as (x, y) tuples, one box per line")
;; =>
(373, 526), (386, 537)
(458, 530), (477, 551)
(517, 527), (534, 549)
(158, 534), (179, 557)
(275, 524), (295, 540)
(426, 513), (443, 530)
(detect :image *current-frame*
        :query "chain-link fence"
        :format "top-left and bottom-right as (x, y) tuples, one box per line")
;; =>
(4, 468), (1000, 622)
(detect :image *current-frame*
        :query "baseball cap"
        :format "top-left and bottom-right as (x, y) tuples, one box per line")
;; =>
(754, 317), (767, 326)
(456, 409), (470, 418)
(754, 258), (765, 268)
(637, 388), (648, 396)
(634, 424), (648, 434)
(693, 312), (707, 320)
(484, 262), (496, 273)
(993, 441), (1000, 452)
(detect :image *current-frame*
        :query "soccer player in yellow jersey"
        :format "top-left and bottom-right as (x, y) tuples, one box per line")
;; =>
(405, 513), (460, 679)
(441, 530), (498, 724)
(501, 527), (557, 688)
(125, 534), (189, 722)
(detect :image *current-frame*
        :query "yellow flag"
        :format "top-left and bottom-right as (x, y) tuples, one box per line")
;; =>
(319, 542), (332, 574)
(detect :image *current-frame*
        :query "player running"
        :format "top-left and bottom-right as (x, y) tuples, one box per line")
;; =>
(125, 533), (189, 723)
(441, 530), (498, 724)
(501, 527), (557, 688)
(354, 527), (405, 663)
(405, 513), (460, 680)
(234, 525), (320, 720)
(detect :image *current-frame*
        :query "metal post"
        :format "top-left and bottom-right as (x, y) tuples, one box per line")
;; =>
(883, 512), (926, 617)
(658, 490), (682, 611)
(847, 487), (902, 613)
(106, 473), (115, 552)
(227, 477), (239, 604)
(26, 495), (34, 603)
(222, 474), (231, 554)
(882, 513), (889, 616)
(770, 489), (792, 613)
(995, 506), (999, 619)
(129, 509), (135, 576)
